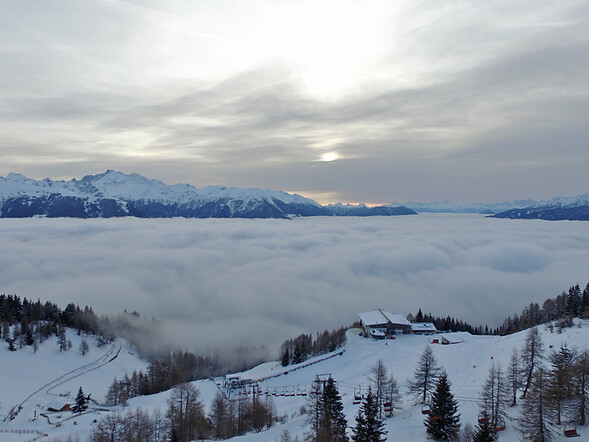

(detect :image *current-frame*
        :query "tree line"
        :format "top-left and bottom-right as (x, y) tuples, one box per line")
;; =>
(497, 283), (589, 336)
(280, 327), (347, 367)
(408, 308), (492, 335)
(93, 382), (277, 441)
(0, 294), (111, 353)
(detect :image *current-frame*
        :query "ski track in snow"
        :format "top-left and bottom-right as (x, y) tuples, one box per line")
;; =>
(6, 340), (121, 425)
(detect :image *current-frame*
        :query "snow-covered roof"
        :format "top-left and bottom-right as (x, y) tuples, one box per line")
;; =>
(47, 400), (70, 411)
(411, 322), (437, 332)
(359, 310), (411, 327)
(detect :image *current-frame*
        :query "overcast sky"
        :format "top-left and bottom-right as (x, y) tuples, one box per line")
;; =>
(1, 0), (588, 204)
(2, 215), (588, 356)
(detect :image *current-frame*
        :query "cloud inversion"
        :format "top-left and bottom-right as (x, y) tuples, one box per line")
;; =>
(1, 215), (588, 356)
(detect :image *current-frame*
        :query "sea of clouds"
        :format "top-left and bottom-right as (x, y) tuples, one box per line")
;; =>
(1, 214), (588, 358)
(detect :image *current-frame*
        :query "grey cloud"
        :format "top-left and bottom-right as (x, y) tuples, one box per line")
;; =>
(1, 216), (588, 357)
(1, 1), (589, 203)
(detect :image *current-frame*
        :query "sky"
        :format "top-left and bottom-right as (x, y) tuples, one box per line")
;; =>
(1, 214), (588, 358)
(1, 0), (588, 204)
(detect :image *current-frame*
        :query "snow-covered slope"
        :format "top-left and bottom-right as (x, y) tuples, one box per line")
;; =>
(0, 328), (148, 441)
(3, 321), (588, 441)
(492, 193), (589, 221)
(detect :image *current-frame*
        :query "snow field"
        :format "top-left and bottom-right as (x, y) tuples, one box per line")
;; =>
(2, 321), (589, 440)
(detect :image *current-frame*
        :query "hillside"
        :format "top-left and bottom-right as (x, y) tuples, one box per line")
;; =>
(1, 321), (588, 441)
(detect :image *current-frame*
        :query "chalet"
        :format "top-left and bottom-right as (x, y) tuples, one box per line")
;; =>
(47, 401), (71, 412)
(359, 309), (411, 339)
(411, 322), (438, 335)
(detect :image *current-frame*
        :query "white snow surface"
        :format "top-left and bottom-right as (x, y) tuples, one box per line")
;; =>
(533, 193), (589, 209)
(2, 321), (589, 441)
(0, 170), (321, 207)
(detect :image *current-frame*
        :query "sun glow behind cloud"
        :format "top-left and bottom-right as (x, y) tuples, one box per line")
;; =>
(319, 152), (338, 162)
(239, 1), (392, 98)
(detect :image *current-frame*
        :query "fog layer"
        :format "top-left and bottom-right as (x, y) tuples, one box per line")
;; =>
(1, 215), (587, 356)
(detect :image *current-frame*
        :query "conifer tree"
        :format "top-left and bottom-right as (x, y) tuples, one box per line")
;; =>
(472, 419), (495, 442)
(521, 327), (544, 399)
(546, 344), (576, 425)
(307, 377), (348, 442)
(566, 284), (581, 317)
(478, 363), (509, 430)
(57, 325), (68, 352)
(352, 388), (386, 442)
(573, 349), (589, 426)
(581, 283), (589, 319)
(72, 387), (89, 413)
(369, 359), (399, 418)
(424, 372), (460, 441)
(518, 367), (554, 442)
(506, 348), (521, 406)
(281, 348), (290, 367)
(407, 345), (441, 404)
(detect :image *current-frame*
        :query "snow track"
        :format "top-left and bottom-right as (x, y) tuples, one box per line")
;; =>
(5, 340), (121, 423)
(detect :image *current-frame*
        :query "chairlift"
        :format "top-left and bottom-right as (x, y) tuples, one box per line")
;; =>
(564, 425), (580, 438)
(430, 415), (440, 421)
(297, 386), (307, 396)
(383, 402), (393, 413)
(353, 387), (362, 405)
(421, 403), (431, 415)
(493, 418), (506, 433)
(478, 412), (489, 425)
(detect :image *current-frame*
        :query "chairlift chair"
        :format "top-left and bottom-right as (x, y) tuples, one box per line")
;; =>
(564, 425), (580, 438)
(383, 402), (393, 413)
(493, 418), (506, 433)
(353, 387), (362, 405)
(421, 403), (431, 415)
(478, 412), (489, 425)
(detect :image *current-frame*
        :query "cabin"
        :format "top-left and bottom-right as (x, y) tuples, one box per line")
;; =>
(47, 401), (71, 412)
(359, 309), (411, 339)
(411, 322), (438, 335)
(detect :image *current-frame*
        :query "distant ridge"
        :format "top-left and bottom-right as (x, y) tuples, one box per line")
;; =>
(0, 171), (416, 219)
(491, 193), (589, 221)
(399, 200), (538, 214)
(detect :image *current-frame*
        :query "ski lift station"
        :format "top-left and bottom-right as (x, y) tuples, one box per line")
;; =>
(359, 309), (412, 339)
(359, 309), (439, 339)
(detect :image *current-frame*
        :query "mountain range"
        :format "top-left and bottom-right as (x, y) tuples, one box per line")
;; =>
(401, 194), (589, 221)
(0, 171), (416, 219)
(490, 194), (589, 221)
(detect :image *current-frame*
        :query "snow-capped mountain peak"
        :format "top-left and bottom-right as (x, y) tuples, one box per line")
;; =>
(0, 171), (341, 219)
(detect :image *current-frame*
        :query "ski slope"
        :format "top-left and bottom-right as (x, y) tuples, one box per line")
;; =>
(1, 321), (589, 441)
